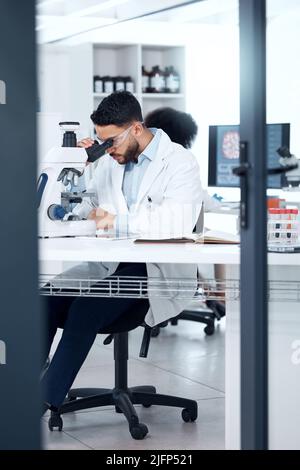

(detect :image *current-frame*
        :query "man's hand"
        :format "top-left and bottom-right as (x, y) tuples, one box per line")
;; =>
(87, 209), (97, 220)
(95, 207), (115, 231)
(77, 138), (95, 149)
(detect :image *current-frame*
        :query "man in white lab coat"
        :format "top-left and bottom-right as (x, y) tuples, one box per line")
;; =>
(42, 91), (203, 412)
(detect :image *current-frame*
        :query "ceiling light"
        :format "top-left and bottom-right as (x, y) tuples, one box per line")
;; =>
(68, 0), (130, 18)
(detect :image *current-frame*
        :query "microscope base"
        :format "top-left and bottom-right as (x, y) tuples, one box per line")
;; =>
(39, 220), (96, 238)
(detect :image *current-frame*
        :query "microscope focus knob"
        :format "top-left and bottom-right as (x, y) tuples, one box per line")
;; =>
(47, 204), (67, 221)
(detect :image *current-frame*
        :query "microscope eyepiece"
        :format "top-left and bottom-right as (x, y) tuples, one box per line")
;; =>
(85, 138), (114, 163)
(59, 122), (80, 148)
(277, 146), (292, 159)
(59, 122), (80, 131)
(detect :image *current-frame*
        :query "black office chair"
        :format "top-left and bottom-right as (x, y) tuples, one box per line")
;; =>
(48, 303), (198, 440)
(150, 292), (226, 338)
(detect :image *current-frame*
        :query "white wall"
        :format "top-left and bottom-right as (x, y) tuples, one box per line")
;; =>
(38, 45), (71, 118)
(185, 25), (239, 198)
(38, 44), (93, 142)
(267, 8), (300, 155)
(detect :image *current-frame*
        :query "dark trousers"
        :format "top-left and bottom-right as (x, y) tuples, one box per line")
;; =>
(41, 263), (149, 408)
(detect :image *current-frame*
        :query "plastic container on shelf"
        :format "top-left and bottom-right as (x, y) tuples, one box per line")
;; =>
(267, 208), (299, 245)
(284, 209), (298, 220)
(267, 196), (281, 209)
(268, 208), (281, 220)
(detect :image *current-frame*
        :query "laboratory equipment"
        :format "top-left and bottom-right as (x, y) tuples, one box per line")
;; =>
(38, 121), (112, 238)
(277, 146), (300, 189)
(208, 123), (290, 188)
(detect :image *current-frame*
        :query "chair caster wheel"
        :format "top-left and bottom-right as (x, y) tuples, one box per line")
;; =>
(206, 299), (225, 320)
(142, 403), (152, 408)
(182, 408), (197, 423)
(48, 413), (63, 431)
(151, 326), (160, 337)
(204, 325), (215, 336)
(130, 422), (148, 440)
(66, 395), (77, 402)
(115, 406), (123, 413)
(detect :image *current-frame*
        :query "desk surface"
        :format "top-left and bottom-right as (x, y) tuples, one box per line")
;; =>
(39, 237), (300, 265)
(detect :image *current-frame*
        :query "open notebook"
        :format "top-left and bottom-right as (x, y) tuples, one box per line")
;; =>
(134, 230), (239, 245)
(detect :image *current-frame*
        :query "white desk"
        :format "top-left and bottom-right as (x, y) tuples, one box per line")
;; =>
(39, 237), (300, 449)
(39, 237), (300, 265)
(39, 237), (239, 265)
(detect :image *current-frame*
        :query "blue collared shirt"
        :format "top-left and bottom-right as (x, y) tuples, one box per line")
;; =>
(116, 128), (160, 234)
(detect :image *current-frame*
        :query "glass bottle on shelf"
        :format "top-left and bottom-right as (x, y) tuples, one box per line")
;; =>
(114, 76), (125, 91)
(125, 76), (135, 93)
(165, 66), (180, 93)
(102, 76), (114, 94)
(164, 67), (170, 93)
(94, 75), (103, 93)
(142, 66), (150, 93)
(149, 65), (165, 93)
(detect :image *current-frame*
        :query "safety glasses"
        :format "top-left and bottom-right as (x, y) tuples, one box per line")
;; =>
(96, 125), (133, 149)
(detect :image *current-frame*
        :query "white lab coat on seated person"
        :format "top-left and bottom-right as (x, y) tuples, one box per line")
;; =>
(202, 189), (221, 212)
(70, 129), (203, 326)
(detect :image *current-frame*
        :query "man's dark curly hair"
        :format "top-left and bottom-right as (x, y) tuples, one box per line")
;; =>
(145, 107), (198, 149)
(91, 91), (143, 127)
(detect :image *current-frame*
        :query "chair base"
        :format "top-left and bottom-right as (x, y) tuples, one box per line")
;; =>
(151, 301), (226, 337)
(177, 309), (217, 335)
(151, 310), (216, 337)
(48, 385), (198, 440)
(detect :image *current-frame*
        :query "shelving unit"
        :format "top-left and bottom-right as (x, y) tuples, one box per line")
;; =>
(141, 44), (185, 116)
(93, 92), (138, 99)
(69, 42), (186, 136)
(93, 93), (110, 98)
(142, 93), (184, 99)
(93, 93), (184, 99)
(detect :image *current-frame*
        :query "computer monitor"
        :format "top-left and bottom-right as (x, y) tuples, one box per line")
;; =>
(208, 123), (290, 188)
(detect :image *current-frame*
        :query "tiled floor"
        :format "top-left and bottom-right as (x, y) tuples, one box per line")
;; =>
(43, 316), (225, 450)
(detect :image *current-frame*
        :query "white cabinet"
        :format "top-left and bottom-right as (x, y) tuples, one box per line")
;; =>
(69, 42), (186, 136)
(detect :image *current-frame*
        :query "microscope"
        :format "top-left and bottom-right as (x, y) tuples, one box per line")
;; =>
(277, 146), (300, 190)
(38, 122), (113, 238)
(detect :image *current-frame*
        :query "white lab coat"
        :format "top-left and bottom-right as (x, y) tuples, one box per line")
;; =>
(70, 129), (204, 326)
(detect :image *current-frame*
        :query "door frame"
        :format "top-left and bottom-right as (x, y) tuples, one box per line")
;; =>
(239, 0), (268, 450)
(0, 0), (41, 449)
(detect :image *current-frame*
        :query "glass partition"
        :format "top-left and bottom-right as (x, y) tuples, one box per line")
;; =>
(266, 0), (300, 450)
(37, 0), (239, 450)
